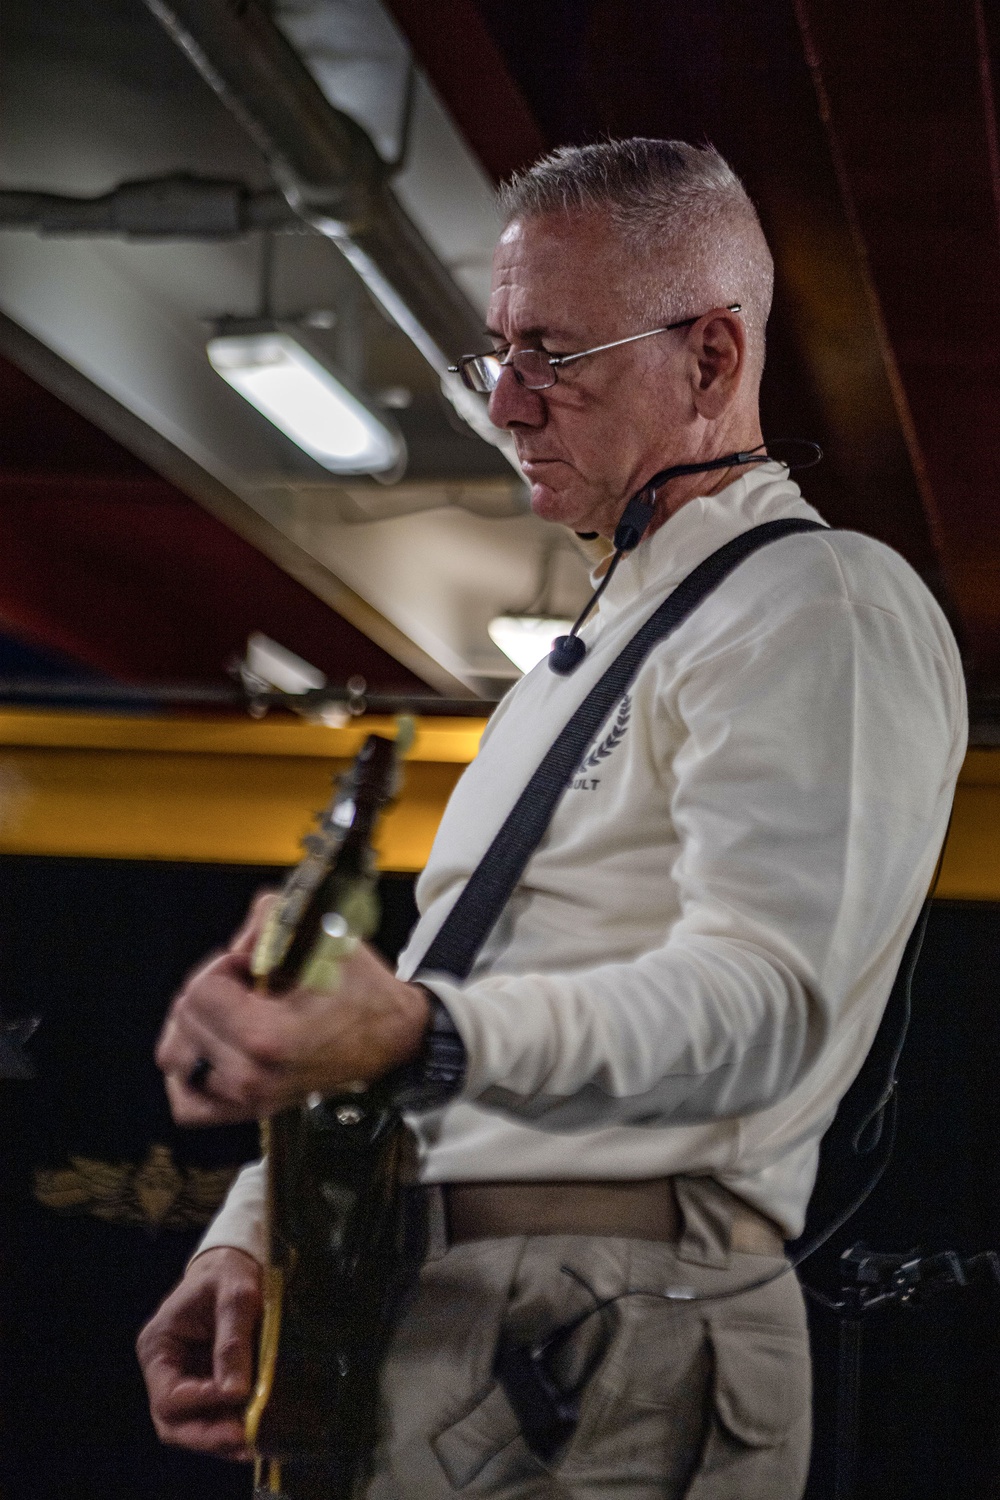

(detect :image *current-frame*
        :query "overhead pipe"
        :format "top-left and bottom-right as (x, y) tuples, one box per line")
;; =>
(0, 174), (302, 238)
(142, 0), (487, 376)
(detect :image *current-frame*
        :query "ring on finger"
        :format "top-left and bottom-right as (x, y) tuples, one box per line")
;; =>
(187, 1056), (214, 1092)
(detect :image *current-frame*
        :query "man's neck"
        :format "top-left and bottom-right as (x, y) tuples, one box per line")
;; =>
(586, 449), (768, 580)
(644, 446), (767, 539)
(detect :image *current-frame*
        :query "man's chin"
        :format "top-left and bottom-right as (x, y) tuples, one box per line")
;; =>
(528, 481), (592, 531)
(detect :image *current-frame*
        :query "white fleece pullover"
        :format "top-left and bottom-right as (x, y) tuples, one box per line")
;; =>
(200, 463), (966, 1254)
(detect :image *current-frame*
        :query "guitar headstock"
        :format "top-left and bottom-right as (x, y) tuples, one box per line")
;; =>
(251, 727), (408, 987)
(312, 732), (397, 855)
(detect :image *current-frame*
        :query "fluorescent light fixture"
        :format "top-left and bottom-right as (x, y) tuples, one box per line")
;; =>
(244, 632), (326, 694)
(488, 615), (574, 675)
(207, 327), (405, 476)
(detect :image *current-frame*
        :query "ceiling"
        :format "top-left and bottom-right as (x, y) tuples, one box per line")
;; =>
(0, 0), (588, 697)
(0, 351), (429, 689)
(0, 0), (998, 712)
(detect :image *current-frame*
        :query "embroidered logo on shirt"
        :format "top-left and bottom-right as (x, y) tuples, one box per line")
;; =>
(570, 693), (631, 791)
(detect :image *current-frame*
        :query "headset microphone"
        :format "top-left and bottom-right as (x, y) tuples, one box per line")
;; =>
(549, 449), (773, 675)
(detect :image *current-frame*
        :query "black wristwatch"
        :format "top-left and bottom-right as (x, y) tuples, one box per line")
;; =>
(389, 984), (467, 1111)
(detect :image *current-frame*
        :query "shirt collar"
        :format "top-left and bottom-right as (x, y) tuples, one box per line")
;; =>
(592, 461), (826, 627)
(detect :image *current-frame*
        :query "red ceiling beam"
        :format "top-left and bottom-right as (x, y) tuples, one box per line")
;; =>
(0, 473), (428, 689)
(0, 354), (428, 688)
(795, 0), (1000, 684)
(382, 0), (547, 183)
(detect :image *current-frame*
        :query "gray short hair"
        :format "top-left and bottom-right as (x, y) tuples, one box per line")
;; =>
(498, 139), (774, 378)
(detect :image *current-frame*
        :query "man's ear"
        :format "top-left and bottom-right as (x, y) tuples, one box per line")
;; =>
(690, 309), (745, 418)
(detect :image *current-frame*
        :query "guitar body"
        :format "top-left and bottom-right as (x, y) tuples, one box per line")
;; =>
(244, 727), (424, 1493)
(248, 1094), (420, 1460)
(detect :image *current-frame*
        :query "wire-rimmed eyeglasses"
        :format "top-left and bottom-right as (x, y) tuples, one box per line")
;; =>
(449, 305), (742, 395)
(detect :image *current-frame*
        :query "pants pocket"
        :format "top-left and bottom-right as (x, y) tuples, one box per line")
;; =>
(430, 1291), (616, 1490)
(550, 1299), (712, 1492)
(710, 1323), (811, 1447)
(430, 1245), (622, 1492)
(685, 1320), (812, 1500)
(368, 1240), (530, 1497)
(432, 1382), (528, 1490)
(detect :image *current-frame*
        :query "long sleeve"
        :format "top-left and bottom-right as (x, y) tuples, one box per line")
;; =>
(418, 541), (965, 1134)
(194, 1157), (267, 1264)
(195, 473), (966, 1242)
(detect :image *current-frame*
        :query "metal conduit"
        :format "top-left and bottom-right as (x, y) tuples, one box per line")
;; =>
(142, 0), (486, 374)
(0, 176), (302, 238)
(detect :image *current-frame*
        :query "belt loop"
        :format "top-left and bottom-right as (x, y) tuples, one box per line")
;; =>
(673, 1177), (734, 1268)
(424, 1184), (449, 1261)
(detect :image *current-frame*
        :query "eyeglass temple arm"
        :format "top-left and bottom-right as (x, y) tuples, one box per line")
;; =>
(446, 304), (742, 378)
(550, 305), (742, 369)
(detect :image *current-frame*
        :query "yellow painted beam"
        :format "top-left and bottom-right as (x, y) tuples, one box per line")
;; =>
(936, 749), (1000, 901)
(0, 708), (485, 763)
(0, 709), (487, 871)
(0, 709), (997, 899)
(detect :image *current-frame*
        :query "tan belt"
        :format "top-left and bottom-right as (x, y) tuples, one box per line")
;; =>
(443, 1179), (784, 1258)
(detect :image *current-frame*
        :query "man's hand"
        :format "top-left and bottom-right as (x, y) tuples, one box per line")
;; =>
(137, 1247), (262, 1459)
(156, 895), (430, 1125)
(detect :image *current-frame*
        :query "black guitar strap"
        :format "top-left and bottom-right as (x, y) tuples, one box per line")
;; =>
(418, 517), (826, 981)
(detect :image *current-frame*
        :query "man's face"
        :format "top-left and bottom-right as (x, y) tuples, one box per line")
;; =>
(486, 211), (696, 536)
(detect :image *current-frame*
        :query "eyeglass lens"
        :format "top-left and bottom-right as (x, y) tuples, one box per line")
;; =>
(459, 350), (555, 393)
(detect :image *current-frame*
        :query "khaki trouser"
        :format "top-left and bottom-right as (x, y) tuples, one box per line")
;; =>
(361, 1178), (811, 1500)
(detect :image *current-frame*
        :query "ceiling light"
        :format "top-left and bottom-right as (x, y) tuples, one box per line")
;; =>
(488, 615), (574, 675)
(242, 632), (326, 695)
(206, 326), (405, 476)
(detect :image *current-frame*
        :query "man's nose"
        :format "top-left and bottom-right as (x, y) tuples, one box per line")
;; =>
(487, 364), (546, 430)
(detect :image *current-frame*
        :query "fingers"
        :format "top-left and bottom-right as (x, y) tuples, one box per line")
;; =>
(229, 890), (280, 962)
(157, 935), (430, 1125)
(160, 952), (292, 1067)
(143, 1360), (251, 1457)
(159, 945), (314, 1109)
(213, 1272), (262, 1397)
(157, 953), (280, 1124)
(160, 999), (275, 1125)
(164, 1071), (256, 1127)
(156, 951), (233, 1076)
(137, 1250), (261, 1459)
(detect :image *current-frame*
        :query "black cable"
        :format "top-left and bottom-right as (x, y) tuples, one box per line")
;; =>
(559, 547), (628, 641)
(764, 438), (824, 470)
(526, 1082), (901, 1362)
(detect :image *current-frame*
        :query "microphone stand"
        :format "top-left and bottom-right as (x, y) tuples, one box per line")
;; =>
(807, 1241), (1000, 1500)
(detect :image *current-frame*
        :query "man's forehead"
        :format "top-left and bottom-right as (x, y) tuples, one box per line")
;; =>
(497, 218), (525, 248)
(494, 210), (616, 263)
(489, 211), (630, 335)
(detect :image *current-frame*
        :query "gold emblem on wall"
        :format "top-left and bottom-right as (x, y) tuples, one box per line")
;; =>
(34, 1144), (240, 1230)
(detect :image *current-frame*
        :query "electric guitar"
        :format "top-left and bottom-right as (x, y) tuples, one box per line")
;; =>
(244, 721), (421, 1499)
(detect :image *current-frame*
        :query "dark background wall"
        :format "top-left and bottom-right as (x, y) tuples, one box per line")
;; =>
(0, 856), (418, 1500)
(802, 900), (1000, 1498)
(0, 860), (996, 1498)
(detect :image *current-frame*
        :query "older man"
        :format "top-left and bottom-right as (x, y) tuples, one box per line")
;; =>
(139, 140), (965, 1498)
